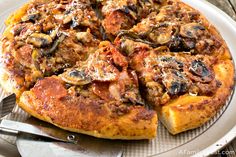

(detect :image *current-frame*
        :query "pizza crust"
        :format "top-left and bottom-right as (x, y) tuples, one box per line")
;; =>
(157, 60), (235, 135)
(0, 67), (22, 97)
(4, 2), (30, 26)
(18, 76), (157, 140)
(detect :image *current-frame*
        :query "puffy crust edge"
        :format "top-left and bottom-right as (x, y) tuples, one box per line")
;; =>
(0, 67), (23, 97)
(18, 77), (158, 140)
(157, 60), (235, 135)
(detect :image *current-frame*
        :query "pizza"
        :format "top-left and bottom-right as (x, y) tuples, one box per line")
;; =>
(0, 0), (234, 139)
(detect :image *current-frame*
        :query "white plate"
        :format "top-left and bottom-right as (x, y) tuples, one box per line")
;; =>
(0, 0), (235, 157)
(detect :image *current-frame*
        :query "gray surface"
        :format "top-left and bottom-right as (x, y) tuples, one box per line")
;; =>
(17, 133), (123, 157)
(0, 138), (20, 157)
(208, 0), (236, 20)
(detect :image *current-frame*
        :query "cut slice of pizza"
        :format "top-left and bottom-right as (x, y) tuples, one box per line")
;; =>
(114, 0), (235, 135)
(115, 36), (234, 134)
(0, 0), (101, 97)
(18, 41), (158, 139)
(157, 59), (234, 134)
(19, 76), (157, 139)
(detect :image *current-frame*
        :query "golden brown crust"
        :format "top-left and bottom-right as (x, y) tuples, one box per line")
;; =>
(158, 60), (234, 134)
(19, 76), (157, 139)
(4, 2), (30, 26)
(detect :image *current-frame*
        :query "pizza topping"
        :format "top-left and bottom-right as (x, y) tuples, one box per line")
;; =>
(76, 30), (94, 44)
(87, 54), (119, 82)
(59, 41), (143, 105)
(26, 33), (53, 48)
(8, 0), (101, 80)
(124, 42), (220, 105)
(180, 23), (205, 39)
(21, 12), (40, 23)
(195, 79), (221, 95)
(121, 0), (223, 54)
(190, 60), (210, 78)
(98, 41), (128, 67)
(101, 0), (167, 37)
(32, 77), (67, 102)
(61, 68), (144, 105)
(182, 38), (196, 50)
(42, 33), (66, 56)
(60, 42), (126, 85)
(148, 23), (173, 45)
(61, 60), (118, 84)
(162, 69), (190, 95)
(11, 23), (31, 36)
(109, 102), (130, 117)
(115, 5), (137, 20)
(109, 70), (144, 105)
(102, 11), (135, 36)
(14, 44), (33, 68)
(69, 70), (88, 80)
(195, 38), (217, 54)
(117, 30), (160, 48)
(60, 68), (92, 85)
(101, 0), (166, 19)
(158, 56), (184, 70)
(117, 37), (151, 57)
(92, 82), (112, 101)
(189, 60), (214, 83)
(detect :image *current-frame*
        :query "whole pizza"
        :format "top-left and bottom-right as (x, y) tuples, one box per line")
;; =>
(0, 0), (234, 140)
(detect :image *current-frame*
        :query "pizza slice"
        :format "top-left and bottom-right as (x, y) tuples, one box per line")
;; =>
(18, 41), (158, 139)
(157, 59), (234, 134)
(0, 0), (101, 97)
(113, 0), (235, 134)
(115, 34), (234, 134)
(19, 75), (157, 139)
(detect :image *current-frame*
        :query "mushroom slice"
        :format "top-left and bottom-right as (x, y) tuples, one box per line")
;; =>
(21, 13), (40, 22)
(180, 23), (205, 39)
(42, 34), (66, 56)
(148, 24), (173, 45)
(27, 33), (53, 48)
(157, 56), (184, 70)
(117, 30), (159, 47)
(162, 69), (190, 95)
(60, 67), (92, 85)
(189, 60), (214, 83)
(88, 59), (119, 82)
